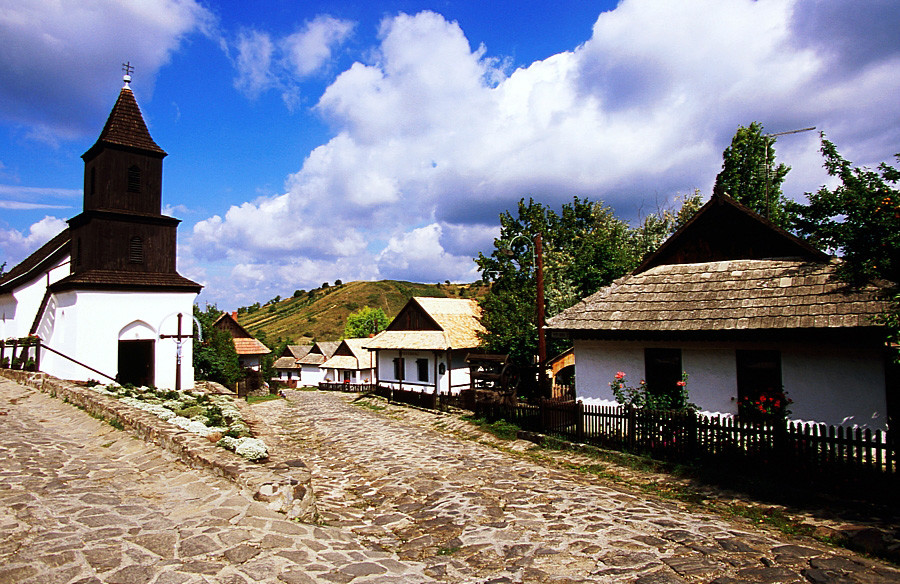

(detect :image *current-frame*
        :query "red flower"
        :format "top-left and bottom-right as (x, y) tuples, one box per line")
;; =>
(676, 381), (686, 387)
(615, 371), (626, 380)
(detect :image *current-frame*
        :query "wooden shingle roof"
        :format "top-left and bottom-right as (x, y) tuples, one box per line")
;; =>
(233, 337), (271, 356)
(364, 297), (485, 350)
(84, 87), (166, 159)
(0, 229), (70, 293)
(546, 259), (888, 336)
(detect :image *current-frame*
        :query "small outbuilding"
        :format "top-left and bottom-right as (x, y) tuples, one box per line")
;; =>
(213, 312), (270, 371)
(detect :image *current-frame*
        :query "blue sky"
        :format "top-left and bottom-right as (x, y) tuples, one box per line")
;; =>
(2, 0), (899, 309)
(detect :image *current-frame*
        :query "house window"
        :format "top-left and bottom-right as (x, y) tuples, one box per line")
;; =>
(392, 357), (405, 380)
(644, 348), (682, 405)
(127, 165), (141, 193)
(416, 358), (429, 382)
(737, 350), (783, 419)
(129, 236), (144, 264)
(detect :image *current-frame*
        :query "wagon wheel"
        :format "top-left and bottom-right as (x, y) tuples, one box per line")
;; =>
(499, 362), (520, 394)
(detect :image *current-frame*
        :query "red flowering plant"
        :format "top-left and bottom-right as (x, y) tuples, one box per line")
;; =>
(610, 371), (697, 412)
(738, 388), (793, 422)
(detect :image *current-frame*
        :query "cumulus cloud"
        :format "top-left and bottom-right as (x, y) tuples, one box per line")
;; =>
(0, 0), (215, 142)
(192, 1), (900, 306)
(232, 14), (354, 106)
(0, 216), (67, 266)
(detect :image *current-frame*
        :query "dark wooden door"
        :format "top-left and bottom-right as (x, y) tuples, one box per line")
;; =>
(118, 340), (154, 387)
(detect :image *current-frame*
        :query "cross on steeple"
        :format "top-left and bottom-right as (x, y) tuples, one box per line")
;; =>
(122, 61), (134, 88)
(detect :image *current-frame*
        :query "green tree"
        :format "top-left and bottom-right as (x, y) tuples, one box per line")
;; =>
(791, 137), (900, 358)
(193, 304), (242, 386)
(344, 306), (389, 338)
(714, 122), (792, 226)
(792, 137), (900, 286)
(475, 196), (702, 371)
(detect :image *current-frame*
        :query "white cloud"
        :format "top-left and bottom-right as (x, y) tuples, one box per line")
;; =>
(0, 216), (67, 266)
(284, 15), (355, 77)
(189, 2), (900, 307)
(376, 223), (481, 283)
(231, 14), (355, 106)
(233, 30), (276, 99)
(0, 0), (216, 141)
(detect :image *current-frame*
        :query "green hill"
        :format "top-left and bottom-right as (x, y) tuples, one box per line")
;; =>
(236, 280), (488, 346)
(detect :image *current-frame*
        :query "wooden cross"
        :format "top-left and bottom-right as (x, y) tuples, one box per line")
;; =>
(159, 313), (196, 391)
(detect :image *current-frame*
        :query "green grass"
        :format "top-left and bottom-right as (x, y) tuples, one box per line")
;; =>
(246, 394), (282, 404)
(462, 416), (521, 441)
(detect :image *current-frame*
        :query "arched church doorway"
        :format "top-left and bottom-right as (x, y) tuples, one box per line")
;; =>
(118, 321), (156, 387)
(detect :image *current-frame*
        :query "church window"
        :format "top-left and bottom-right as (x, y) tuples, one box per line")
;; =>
(129, 236), (144, 264)
(127, 165), (141, 193)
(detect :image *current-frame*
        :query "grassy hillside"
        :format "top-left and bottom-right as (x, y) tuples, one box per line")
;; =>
(236, 280), (488, 345)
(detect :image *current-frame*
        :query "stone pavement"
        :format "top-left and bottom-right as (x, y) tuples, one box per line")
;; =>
(2, 376), (900, 584)
(0, 378), (434, 584)
(252, 390), (900, 584)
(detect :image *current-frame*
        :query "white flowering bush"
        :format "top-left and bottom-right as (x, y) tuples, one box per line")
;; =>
(86, 383), (268, 461)
(235, 438), (268, 461)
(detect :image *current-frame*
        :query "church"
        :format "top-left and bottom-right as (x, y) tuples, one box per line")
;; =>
(0, 70), (202, 389)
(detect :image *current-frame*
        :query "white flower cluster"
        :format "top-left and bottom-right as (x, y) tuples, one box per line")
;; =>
(217, 436), (268, 461)
(86, 383), (268, 461)
(119, 397), (177, 421)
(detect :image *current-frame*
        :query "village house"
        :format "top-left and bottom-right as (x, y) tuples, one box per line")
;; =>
(297, 341), (340, 386)
(0, 72), (201, 389)
(272, 344), (312, 388)
(319, 337), (376, 386)
(365, 297), (485, 395)
(212, 312), (270, 371)
(546, 192), (896, 430)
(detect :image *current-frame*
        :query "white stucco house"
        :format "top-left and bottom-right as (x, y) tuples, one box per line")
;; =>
(273, 344), (312, 387)
(364, 297), (485, 395)
(0, 74), (201, 389)
(320, 338), (376, 385)
(296, 341), (340, 386)
(546, 192), (896, 430)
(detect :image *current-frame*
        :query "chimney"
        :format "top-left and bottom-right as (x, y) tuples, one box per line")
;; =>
(232, 311), (238, 320)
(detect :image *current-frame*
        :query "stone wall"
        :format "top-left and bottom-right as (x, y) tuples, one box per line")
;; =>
(0, 369), (316, 522)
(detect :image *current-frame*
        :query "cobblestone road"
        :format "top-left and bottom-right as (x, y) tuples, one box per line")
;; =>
(3, 377), (899, 584)
(0, 378), (433, 584)
(255, 390), (900, 584)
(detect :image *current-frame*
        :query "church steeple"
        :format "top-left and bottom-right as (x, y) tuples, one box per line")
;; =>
(54, 67), (200, 293)
(81, 66), (166, 216)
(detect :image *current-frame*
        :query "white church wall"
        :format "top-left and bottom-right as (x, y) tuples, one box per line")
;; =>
(39, 289), (196, 390)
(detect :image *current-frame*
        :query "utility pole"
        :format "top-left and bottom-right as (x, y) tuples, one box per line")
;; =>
(535, 233), (548, 399)
(762, 126), (816, 219)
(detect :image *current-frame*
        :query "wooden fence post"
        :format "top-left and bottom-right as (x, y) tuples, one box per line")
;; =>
(626, 405), (636, 452)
